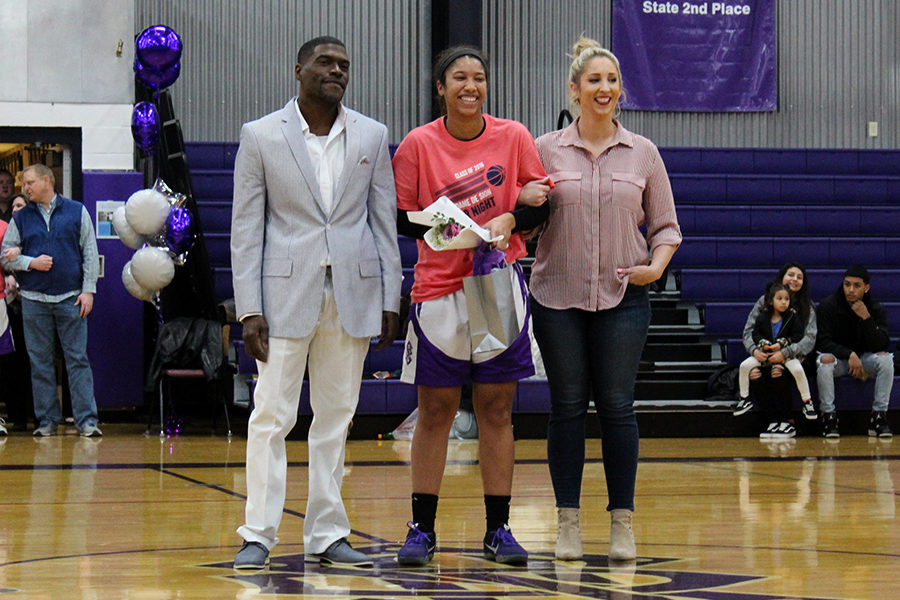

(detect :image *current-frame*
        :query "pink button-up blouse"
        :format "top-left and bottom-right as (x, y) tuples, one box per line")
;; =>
(530, 120), (682, 311)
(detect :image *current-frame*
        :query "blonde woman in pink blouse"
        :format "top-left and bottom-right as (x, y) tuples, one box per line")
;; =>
(528, 37), (681, 562)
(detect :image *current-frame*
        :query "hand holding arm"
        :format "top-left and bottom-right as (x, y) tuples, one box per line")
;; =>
(515, 176), (551, 207)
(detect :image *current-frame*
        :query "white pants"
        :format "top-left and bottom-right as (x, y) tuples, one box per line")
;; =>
(237, 277), (369, 553)
(739, 356), (811, 401)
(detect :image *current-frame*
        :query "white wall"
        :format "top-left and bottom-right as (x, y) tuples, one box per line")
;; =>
(0, 0), (136, 170)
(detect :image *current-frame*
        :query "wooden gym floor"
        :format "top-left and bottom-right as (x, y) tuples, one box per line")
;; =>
(0, 424), (897, 599)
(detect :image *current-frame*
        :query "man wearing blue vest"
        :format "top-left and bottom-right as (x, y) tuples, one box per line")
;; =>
(0, 164), (101, 437)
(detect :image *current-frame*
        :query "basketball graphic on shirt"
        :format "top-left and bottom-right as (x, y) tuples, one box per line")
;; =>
(486, 165), (505, 186)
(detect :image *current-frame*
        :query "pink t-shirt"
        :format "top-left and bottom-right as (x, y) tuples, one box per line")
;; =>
(393, 114), (547, 302)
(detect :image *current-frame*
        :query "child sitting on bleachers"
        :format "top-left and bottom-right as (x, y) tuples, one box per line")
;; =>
(735, 282), (817, 429)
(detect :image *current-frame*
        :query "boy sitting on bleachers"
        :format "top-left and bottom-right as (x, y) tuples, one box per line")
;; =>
(816, 265), (893, 439)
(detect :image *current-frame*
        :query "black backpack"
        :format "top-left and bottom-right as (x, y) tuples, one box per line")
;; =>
(705, 365), (739, 401)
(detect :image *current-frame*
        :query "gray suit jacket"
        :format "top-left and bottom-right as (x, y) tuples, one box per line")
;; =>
(230, 99), (402, 338)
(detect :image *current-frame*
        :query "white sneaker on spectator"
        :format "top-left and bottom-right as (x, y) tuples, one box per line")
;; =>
(759, 422), (779, 438)
(768, 422), (796, 439)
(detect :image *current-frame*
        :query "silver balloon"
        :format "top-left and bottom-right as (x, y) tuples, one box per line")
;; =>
(122, 260), (156, 301)
(125, 188), (170, 235)
(153, 177), (188, 207)
(111, 206), (144, 249)
(130, 246), (175, 291)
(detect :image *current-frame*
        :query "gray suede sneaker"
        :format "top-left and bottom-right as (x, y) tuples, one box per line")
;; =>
(78, 424), (103, 438)
(33, 423), (58, 437)
(234, 541), (269, 570)
(307, 538), (373, 566)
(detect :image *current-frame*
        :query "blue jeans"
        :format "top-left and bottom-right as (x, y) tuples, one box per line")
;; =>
(816, 352), (894, 413)
(22, 296), (98, 429)
(531, 285), (650, 511)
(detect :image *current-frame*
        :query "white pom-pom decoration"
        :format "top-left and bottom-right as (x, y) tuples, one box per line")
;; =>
(122, 261), (156, 301)
(130, 246), (175, 291)
(125, 188), (170, 235)
(112, 206), (144, 249)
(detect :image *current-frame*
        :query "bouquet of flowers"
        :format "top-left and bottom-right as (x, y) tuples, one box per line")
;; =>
(428, 212), (463, 250)
(409, 196), (500, 251)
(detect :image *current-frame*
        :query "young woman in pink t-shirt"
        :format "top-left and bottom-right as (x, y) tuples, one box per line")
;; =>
(392, 46), (549, 567)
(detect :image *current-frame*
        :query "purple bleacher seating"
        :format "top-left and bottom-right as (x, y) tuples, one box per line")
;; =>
(787, 238), (832, 266)
(659, 148), (703, 172)
(367, 340), (404, 374)
(357, 380), (387, 414)
(385, 379), (418, 414)
(833, 175), (889, 203)
(779, 175), (834, 204)
(702, 149), (755, 173)
(678, 205), (900, 236)
(858, 150), (900, 175)
(715, 238), (774, 265)
(829, 238), (885, 266)
(726, 175), (781, 203)
(673, 237), (900, 268)
(749, 206), (804, 235)
(753, 149), (806, 174)
(805, 150), (859, 175)
(680, 268), (900, 303)
(205, 233), (230, 265)
(515, 379), (551, 412)
(702, 301), (900, 337)
(192, 171), (234, 199)
(214, 267), (232, 300)
(401, 268), (414, 296)
(805, 207), (855, 234)
(692, 206), (751, 234)
(398, 234), (418, 267)
(671, 174), (729, 203)
(196, 201), (233, 231)
(863, 207), (900, 235)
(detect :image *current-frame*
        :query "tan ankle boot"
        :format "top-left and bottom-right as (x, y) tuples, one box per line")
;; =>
(609, 509), (636, 561)
(555, 507), (583, 560)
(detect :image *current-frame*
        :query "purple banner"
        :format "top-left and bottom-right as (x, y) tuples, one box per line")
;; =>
(612, 0), (776, 112)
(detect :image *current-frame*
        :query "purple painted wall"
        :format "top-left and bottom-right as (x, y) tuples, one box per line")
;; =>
(82, 171), (145, 410)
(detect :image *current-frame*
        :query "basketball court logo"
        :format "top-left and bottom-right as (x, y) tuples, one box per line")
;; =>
(198, 548), (820, 599)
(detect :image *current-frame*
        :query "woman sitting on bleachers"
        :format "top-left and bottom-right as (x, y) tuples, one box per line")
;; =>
(734, 262), (818, 422)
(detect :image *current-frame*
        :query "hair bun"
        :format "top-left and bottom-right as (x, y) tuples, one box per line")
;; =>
(571, 35), (602, 59)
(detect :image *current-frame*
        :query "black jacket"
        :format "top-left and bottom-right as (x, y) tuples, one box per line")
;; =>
(751, 306), (804, 350)
(815, 286), (891, 360)
(146, 318), (227, 392)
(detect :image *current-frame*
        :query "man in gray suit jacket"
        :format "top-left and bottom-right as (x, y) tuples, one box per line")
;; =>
(231, 36), (401, 569)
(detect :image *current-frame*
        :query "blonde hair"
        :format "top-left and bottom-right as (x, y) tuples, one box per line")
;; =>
(567, 36), (626, 113)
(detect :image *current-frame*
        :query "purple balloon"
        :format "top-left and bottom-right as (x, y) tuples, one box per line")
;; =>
(135, 25), (182, 71)
(131, 101), (160, 153)
(134, 59), (180, 90)
(165, 206), (194, 255)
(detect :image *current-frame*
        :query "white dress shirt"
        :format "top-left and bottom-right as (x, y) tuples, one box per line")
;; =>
(294, 101), (347, 215)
